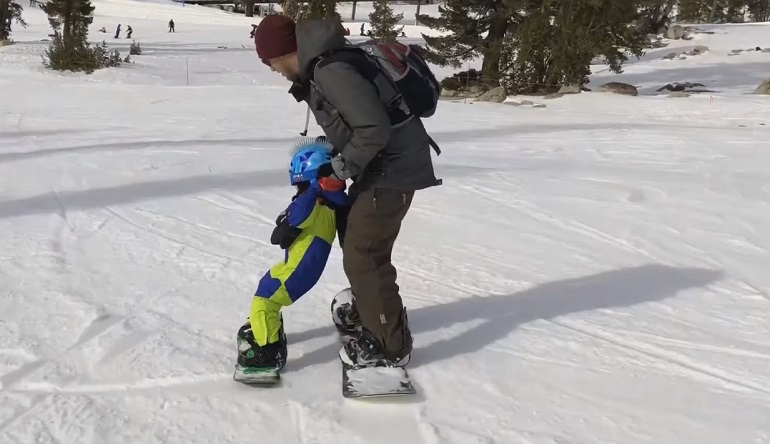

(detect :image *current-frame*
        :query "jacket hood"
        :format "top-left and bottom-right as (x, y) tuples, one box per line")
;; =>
(296, 18), (348, 80)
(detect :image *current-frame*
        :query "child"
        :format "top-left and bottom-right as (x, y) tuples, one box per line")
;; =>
(234, 140), (350, 382)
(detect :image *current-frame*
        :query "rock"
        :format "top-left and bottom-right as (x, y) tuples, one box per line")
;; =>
(731, 49), (744, 53)
(440, 89), (458, 98)
(667, 92), (691, 98)
(557, 84), (581, 94)
(763, 48), (770, 53)
(665, 25), (685, 40)
(681, 34), (693, 40)
(441, 77), (462, 91)
(520, 100), (535, 105)
(505, 101), (522, 106)
(543, 93), (563, 100)
(532, 104), (547, 108)
(596, 82), (638, 96)
(728, 53), (740, 57)
(476, 86), (507, 103)
(0, 40), (12, 47)
(656, 82), (705, 92)
(753, 79), (770, 94)
(662, 52), (678, 60)
(686, 45), (709, 56)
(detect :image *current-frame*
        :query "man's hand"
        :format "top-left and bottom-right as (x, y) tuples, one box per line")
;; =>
(317, 156), (351, 181)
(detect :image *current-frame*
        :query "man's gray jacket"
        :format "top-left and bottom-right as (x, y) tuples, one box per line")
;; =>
(289, 18), (442, 193)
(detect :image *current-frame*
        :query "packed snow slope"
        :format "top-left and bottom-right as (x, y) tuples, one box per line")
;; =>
(2, 3), (770, 444)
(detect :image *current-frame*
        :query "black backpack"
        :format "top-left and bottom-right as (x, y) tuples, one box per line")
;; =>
(316, 39), (443, 155)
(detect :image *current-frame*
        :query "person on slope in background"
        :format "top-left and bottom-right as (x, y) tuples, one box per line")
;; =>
(235, 140), (349, 379)
(253, 15), (441, 369)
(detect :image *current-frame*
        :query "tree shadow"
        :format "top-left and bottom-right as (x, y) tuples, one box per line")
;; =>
(0, 136), (301, 164)
(0, 162), (490, 220)
(590, 60), (770, 94)
(284, 264), (723, 372)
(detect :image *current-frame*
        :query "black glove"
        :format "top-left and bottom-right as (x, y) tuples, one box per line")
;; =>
(271, 211), (302, 249)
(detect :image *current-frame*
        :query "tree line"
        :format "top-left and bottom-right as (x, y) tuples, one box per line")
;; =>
(1, 0), (768, 80)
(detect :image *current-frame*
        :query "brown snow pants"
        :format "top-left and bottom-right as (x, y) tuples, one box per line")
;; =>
(342, 188), (414, 359)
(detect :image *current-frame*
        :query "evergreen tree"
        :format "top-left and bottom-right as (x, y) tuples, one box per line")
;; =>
(281, 0), (303, 20)
(42, 0), (111, 73)
(281, 0), (339, 20)
(636, 0), (677, 33)
(305, 0), (339, 19)
(502, 0), (650, 94)
(0, 0), (27, 41)
(368, 0), (403, 41)
(747, 0), (770, 21)
(417, 0), (514, 86)
(725, 0), (748, 21)
(677, 0), (713, 22)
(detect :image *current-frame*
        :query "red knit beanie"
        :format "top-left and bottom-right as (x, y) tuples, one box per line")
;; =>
(254, 14), (297, 64)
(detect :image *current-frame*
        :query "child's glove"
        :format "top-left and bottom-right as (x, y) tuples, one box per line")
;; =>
(271, 211), (302, 249)
(318, 176), (345, 192)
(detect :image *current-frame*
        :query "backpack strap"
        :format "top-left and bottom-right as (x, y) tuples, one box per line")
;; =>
(314, 47), (441, 156)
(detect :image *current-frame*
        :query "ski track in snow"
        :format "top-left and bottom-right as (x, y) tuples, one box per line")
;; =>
(2, 3), (770, 443)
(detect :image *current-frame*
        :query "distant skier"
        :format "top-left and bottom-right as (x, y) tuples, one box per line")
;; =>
(233, 140), (350, 381)
(168, 19), (175, 33)
(114, 24), (121, 38)
(126, 25), (133, 39)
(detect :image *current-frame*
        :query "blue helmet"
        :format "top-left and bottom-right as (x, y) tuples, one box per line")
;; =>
(289, 140), (333, 186)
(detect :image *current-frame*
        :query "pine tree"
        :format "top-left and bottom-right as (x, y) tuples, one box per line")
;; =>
(42, 0), (110, 73)
(747, 0), (770, 21)
(282, 0), (339, 20)
(677, 0), (713, 22)
(725, 0), (747, 21)
(502, 0), (650, 94)
(305, 0), (339, 19)
(636, 0), (677, 33)
(281, 0), (303, 20)
(0, 0), (27, 41)
(368, 0), (403, 41)
(417, 0), (515, 86)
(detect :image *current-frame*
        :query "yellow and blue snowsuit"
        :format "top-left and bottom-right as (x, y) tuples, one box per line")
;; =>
(249, 182), (349, 346)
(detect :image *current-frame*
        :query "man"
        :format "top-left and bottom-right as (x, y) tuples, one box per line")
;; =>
(254, 14), (441, 368)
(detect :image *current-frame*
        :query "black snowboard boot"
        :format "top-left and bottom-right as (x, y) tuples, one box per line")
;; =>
(235, 318), (287, 372)
(339, 309), (412, 369)
(331, 288), (362, 334)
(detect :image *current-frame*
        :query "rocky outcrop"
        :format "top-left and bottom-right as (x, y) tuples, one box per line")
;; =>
(596, 82), (638, 96)
(476, 87), (507, 103)
(754, 79), (770, 95)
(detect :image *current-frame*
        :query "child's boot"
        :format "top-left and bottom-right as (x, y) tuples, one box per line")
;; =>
(233, 315), (287, 384)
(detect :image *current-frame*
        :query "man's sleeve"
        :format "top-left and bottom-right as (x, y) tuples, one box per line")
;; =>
(314, 61), (391, 178)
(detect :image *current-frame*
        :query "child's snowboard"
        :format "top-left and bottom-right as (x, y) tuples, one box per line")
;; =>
(342, 363), (416, 398)
(233, 364), (280, 385)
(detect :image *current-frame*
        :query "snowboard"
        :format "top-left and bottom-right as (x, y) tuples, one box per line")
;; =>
(233, 364), (281, 385)
(342, 363), (416, 398)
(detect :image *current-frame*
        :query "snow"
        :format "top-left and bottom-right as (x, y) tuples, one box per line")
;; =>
(1, 2), (770, 443)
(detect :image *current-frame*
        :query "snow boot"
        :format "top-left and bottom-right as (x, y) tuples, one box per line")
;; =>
(234, 318), (287, 382)
(339, 309), (412, 369)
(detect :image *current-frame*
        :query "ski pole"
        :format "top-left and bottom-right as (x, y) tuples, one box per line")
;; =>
(299, 106), (310, 136)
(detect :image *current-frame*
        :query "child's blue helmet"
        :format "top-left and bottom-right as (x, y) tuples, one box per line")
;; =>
(288, 139), (334, 186)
